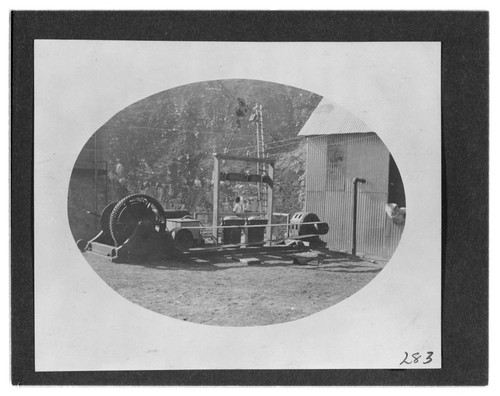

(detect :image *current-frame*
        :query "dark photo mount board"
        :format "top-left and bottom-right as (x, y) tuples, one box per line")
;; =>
(11, 11), (488, 385)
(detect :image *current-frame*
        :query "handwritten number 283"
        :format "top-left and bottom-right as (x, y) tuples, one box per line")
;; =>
(400, 352), (433, 365)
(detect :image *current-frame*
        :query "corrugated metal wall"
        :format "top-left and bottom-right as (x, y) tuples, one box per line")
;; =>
(305, 133), (405, 259)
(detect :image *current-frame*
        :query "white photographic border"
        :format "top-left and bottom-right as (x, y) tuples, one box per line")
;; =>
(33, 40), (441, 371)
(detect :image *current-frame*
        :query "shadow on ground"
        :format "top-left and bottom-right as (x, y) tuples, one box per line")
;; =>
(115, 249), (384, 274)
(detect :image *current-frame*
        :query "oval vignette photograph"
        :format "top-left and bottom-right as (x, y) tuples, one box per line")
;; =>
(68, 79), (406, 327)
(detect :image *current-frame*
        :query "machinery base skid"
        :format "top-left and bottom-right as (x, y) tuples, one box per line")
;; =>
(85, 222), (177, 263)
(79, 193), (329, 264)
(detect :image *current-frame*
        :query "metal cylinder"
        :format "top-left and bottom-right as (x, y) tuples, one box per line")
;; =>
(246, 217), (268, 245)
(222, 216), (245, 244)
(290, 212), (329, 241)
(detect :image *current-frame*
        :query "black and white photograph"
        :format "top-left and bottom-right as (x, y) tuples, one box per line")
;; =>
(32, 40), (442, 372)
(69, 79), (407, 326)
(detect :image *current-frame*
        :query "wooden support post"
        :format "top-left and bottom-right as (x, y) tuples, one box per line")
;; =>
(286, 213), (290, 238)
(212, 156), (220, 239)
(266, 162), (274, 244)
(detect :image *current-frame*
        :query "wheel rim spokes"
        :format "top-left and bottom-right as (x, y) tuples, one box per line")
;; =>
(109, 194), (166, 246)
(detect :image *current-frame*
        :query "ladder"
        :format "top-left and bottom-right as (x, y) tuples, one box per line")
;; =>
(254, 104), (267, 214)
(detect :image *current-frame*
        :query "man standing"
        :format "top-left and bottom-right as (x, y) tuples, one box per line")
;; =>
(233, 196), (245, 216)
(232, 196), (246, 244)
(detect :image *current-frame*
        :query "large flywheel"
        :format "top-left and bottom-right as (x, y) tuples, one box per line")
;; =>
(109, 194), (166, 246)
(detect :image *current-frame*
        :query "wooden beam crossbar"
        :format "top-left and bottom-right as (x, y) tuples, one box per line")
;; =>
(220, 172), (273, 188)
(214, 153), (275, 165)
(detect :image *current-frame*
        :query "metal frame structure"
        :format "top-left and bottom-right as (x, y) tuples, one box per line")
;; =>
(82, 155), (329, 262)
(212, 153), (275, 242)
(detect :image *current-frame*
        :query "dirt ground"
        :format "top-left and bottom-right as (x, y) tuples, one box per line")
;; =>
(84, 249), (386, 327)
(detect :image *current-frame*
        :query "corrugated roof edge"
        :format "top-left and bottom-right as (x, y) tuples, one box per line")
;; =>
(298, 98), (373, 136)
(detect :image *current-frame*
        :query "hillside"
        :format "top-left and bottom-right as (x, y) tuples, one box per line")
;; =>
(96, 79), (322, 215)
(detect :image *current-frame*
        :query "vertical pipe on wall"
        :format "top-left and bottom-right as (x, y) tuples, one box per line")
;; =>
(351, 177), (366, 255)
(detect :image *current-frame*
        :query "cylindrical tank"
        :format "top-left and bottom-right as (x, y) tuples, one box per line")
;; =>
(290, 212), (329, 239)
(246, 217), (268, 246)
(222, 216), (245, 244)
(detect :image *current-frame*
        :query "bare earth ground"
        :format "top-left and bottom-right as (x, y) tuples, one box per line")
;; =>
(84, 249), (386, 326)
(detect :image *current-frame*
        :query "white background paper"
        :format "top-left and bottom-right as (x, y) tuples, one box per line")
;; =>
(33, 41), (441, 371)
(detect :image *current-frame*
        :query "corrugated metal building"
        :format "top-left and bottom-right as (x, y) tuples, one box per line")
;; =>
(299, 99), (405, 260)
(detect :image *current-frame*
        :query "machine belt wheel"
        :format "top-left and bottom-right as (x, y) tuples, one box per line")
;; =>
(109, 193), (166, 247)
